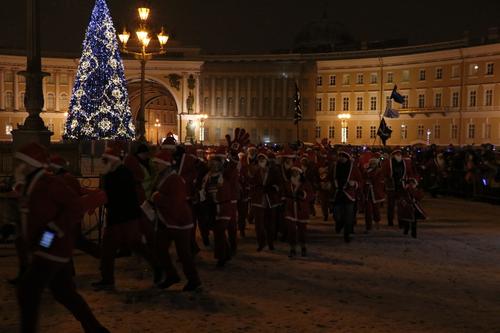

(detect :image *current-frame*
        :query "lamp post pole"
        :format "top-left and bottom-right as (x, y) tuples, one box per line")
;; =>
(118, 7), (169, 142)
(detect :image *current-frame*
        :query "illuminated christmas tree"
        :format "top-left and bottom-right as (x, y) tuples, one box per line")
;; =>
(64, 0), (135, 140)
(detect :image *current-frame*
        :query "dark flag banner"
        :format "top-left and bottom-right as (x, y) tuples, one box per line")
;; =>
(377, 117), (392, 146)
(390, 85), (405, 104)
(293, 82), (302, 124)
(384, 103), (400, 118)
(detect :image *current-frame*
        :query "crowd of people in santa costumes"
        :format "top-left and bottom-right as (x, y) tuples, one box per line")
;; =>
(0, 128), (433, 332)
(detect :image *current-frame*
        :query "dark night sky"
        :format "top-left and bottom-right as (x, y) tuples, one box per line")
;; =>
(1, 0), (499, 55)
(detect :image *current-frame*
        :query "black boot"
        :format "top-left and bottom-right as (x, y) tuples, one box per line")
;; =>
(183, 280), (202, 292)
(92, 280), (115, 291)
(153, 267), (164, 285)
(157, 275), (181, 289)
(411, 221), (417, 238)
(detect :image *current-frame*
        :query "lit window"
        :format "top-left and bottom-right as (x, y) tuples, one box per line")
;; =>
(315, 126), (321, 139)
(328, 126), (335, 139)
(468, 124), (475, 139)
(485, 90), (493, 106)
(316, 98), (322, 111)
(343, 97), (349, 111)
(400, 125), (408, 139)
(469, 90), (477, 107)
(47, 93), (55, 110)
(435, 93), (442, 107)
(451, 124), (458, 139)
(356, 97), (363, 111)
(370, 126), (377, 139)
(370, 96), (377, 111)
(370, 73), (377, 84)
(316, 76), (323, 86)
(328, 97), (335, 111)
(434, 125), (441, 139)
(419, 69), (426, 81)
(486, 63), (494, 75)
(435, 68), (443, 80)
(452, 92), (460, 108)
(356, 126), (362, 139)
(387, 72), (394, 83)
(356, 74), (364, 85)
(329, 75), (336, 86)
(418, 94), (425, 108)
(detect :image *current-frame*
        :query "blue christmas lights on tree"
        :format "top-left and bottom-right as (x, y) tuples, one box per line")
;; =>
(64, 0), (135, 140)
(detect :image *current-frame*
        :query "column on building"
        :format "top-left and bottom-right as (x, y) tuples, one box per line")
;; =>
(210, 77), (216, 116)
(282, 77), (288, 117)
(42, 72), (47, 111)
(270, 77), (276, 117)
(234, 77), (240, 117)
(13, 68), (19, 110)
(258, 77), (264, 117)
(0, 69), (4, 110)
(195, 73), (201, 114)
(246, 77), (252, 117)
(55, 71), (60, 112)
(222, 77), (228, 117)
(182, 72), (189, 114)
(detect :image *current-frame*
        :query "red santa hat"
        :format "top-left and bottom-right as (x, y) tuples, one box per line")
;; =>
(102, 141), (125, 161)
(391, 148), (403, 155)
(277, 148), (297, 159)
(153, 149), (175, 167)
(207, 146), (227, 160)
(15, 142), (49, 168)
(257, 148), (269, 160)
(49, 154), (68, 170)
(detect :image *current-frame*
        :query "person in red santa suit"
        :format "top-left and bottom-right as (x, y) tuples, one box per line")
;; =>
(248, 149), (281, 251)
(14, 143), (109, 333)
(150, 150), (201, 291)
(300, 152), (320, 218)
(92, 142), (158, 290)
(275, 148), (297, 241)
(48, 155), (105, 259)
(330, 150), (363, 243)
(237, 151), (251, 238)
(201, 129), (249, 267)
(381, 148), (419, 230)
(317, 159), (332, 222)
(282, 163), (313, 257)
(362, 156), (385, 232)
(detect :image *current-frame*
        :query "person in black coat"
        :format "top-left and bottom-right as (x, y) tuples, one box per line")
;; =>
(92, 143), (158, 290)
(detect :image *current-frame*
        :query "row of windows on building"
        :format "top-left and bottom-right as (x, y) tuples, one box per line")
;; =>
(314, 123), (491, 140)
(2, 92), (69, 110)
(2, 71), (71, 85)
(317, 63), (495, 87)
(4, 122), (63, 136)
(316, 89), (495, 112)
(202, 95), (304, 115)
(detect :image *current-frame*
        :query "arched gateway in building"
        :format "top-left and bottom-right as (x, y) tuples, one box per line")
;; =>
(127, 79), (178, 144)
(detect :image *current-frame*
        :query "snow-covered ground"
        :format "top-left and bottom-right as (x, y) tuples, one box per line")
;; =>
(1, 197), (500, 333)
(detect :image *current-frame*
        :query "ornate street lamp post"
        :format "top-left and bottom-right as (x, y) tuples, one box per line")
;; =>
(118, 5), (169, 142)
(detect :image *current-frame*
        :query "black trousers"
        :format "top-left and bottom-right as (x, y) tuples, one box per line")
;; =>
(17, 257), (104, 333)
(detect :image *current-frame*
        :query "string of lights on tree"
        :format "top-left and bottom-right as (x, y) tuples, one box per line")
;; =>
(64, 0), (135, 140)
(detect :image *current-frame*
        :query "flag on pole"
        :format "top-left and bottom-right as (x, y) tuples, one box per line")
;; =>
(384, 100), (400, 118)
(293, 82), (302, 124)
(390, 85), (405, 104)
(377, 117), (392, 146)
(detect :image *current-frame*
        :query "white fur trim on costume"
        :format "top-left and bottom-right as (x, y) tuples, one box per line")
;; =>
(15, 152), (44, 168)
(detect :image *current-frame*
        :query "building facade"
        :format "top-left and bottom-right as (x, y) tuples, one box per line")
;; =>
(1, 40), (500, 146)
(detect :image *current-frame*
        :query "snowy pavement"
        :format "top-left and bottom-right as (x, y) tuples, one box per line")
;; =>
(1, 197), (500, 333)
